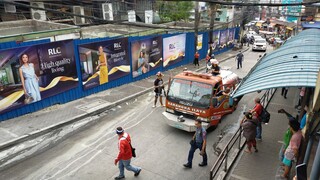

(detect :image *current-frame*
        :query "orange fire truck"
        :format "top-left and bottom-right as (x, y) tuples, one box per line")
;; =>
(163, 70), (241, 132)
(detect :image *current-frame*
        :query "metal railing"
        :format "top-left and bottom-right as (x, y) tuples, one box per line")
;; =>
(260, 88), (277, 108)
(209, 88), (277, 180)
(210, 126), (244, 180)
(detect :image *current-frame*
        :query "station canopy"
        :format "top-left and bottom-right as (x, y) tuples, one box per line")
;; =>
(232, 29), (320, 98)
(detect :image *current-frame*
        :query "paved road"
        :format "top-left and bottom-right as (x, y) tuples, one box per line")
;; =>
(0, 46), (271, 180)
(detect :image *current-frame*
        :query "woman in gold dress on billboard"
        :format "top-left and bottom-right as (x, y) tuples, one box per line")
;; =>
(96, 46), (108, 84)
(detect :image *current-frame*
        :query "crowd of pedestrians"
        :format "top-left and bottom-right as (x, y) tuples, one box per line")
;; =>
(277, 108), (304, 179)
(241, 35), (254, 47)
(111, 45), (309, 180)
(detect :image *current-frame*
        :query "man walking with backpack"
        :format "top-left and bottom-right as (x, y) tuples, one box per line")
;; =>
(114, 127), (141, 180)
(251, 98), (263, 141)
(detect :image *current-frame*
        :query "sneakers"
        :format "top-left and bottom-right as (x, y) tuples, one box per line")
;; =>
(152, 105), (156, 108)
(183, 163), (192, 168)
(114, 176), (125, 180)
(134, 169), (142, 177)
(198, 162), (207, 167)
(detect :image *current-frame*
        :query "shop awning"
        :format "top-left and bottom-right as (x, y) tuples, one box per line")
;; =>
(255, 22), (262, 27)
(232, 29), (320, 98)
(286, 26), (293, 31)
(269, 23), (277, 27)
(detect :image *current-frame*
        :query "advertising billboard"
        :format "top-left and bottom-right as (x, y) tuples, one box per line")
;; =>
(197, 34), (203, 50)
(212, 30), (220, 52)
(219, 29), (229, 49)
(163, 34), (186, 68)
(79, 37), (130, 90)
(131, 36), (162, 78)
(283, 0), (303, 22)
(228, 29), (235, 46)
(0, 40), (78, 114)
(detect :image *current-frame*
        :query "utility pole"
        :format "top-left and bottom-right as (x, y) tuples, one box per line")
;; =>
(241, 5), (248, 36)
(209, 3), (217, 55)
(194, 1), (200, 51)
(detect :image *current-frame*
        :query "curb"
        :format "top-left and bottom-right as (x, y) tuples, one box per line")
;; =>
(0, 47), (250, 151)
(0, 87), (155, 151)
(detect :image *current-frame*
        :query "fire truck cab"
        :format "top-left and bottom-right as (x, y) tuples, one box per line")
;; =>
(162, 70), (241, 132)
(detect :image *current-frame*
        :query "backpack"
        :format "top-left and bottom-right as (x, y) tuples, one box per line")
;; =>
(260, 107), (270, 123)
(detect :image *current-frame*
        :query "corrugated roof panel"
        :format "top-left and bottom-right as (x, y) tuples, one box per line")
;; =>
(232, 29), (320, 98)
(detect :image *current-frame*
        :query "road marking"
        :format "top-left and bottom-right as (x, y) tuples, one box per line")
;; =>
(230, 174), (252, 180)
(44, 102), (156, 180)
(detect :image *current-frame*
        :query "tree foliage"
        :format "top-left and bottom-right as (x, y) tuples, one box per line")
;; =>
(157, 1), (193, 22)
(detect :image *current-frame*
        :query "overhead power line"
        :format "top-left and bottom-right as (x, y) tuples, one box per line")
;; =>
(0, 0), (116, 23)
(1, 0), (253, 31)
(163, 0), (320, 7)
(0, 0), (260, 34)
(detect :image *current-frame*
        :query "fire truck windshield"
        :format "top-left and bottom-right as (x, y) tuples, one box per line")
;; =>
(167, 79), (212, 108)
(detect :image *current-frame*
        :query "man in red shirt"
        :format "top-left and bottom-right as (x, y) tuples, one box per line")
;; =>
(251, 97), (263, 140)
(114, 127), (141, 180)
(193, 51), (200, 67)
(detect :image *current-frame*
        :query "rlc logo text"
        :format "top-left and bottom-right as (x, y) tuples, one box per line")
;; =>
(48, 47), (61, 55)
(114, 42), (121, 48)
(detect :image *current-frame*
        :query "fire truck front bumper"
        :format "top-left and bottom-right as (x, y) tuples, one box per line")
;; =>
(162, 112), (209, 132)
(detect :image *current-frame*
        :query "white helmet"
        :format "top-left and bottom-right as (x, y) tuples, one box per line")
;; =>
(210, 59), (219, 65)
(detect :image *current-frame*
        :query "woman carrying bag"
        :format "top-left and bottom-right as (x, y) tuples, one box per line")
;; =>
(240, 112), (259, 153)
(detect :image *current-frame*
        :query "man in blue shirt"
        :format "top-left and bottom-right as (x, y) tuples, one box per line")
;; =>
(235, 51), (244, 69)
(183, 119), (207, 168)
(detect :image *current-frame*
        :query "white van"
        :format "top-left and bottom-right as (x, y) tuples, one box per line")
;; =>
(252, 39), (267, 52)
(248, 31), (257, 35)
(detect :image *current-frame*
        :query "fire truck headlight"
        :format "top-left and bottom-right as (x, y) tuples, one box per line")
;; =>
(197, 117), (208, 121)
(166, 108), (174, 114)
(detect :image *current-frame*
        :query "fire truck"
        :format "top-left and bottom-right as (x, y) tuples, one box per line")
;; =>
(162, 70), (241, 132)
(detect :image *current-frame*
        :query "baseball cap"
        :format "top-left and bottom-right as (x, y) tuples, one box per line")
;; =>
(116, 127), (124, 134)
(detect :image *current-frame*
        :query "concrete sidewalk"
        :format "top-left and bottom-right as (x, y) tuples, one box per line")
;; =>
(228, 87), (301, 180)
(0, 47), (248, 160)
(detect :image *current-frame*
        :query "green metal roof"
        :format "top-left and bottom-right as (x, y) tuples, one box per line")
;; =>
(232, 29), (320, 98)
